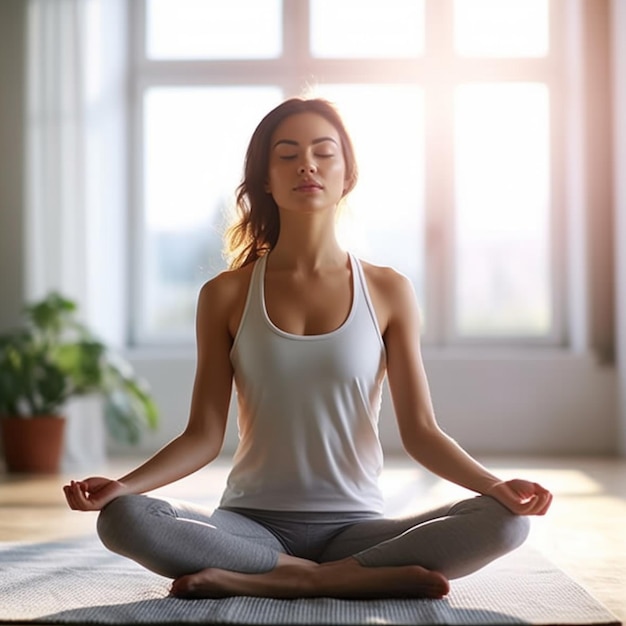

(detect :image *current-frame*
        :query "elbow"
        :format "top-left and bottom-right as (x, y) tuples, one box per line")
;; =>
(178, 427), (224, 467)
(399, 419), (445, 461)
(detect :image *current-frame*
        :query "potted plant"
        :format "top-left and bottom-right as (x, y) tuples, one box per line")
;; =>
(0, 292), (159, 473)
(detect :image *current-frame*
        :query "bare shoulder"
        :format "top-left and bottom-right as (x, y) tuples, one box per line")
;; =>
(360, 259), (416, 304)
(197, 262), (255, 336)
(359, 259), (419, 333)
(199, 263), (253, 302)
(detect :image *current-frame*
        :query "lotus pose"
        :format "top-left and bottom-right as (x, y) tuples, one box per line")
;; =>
(64, 97), (552, 600)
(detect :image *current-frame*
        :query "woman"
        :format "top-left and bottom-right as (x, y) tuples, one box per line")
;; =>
(64, 97), (552, 600)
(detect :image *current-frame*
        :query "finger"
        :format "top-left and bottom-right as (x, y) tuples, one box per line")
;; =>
(68, 482), (85, 510)
(508, 491), (546, 515)
(66, 482), (79, 508)
(512, 480), (545, 499)
(63, 486), (76, 509)
(500, 484), (535, 507)
(69, 481), (96, 511)
(516, 496), (539, 515)
(64, 484), (83, 510)
(531, 487), (547, 499)
(522, 491), (552, 516)
(74, 485), (99, 510)
(535, 492), (553, 515)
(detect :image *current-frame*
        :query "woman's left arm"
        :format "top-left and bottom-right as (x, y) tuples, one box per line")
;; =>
(380, 270), (552, 517)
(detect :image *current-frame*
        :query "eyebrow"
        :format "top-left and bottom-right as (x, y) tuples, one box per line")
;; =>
(272, 136), (339, 150)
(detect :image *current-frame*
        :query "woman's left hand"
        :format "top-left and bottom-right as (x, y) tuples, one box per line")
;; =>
(486, 479), (553, 516)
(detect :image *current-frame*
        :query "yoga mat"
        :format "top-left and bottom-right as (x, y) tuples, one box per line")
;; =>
(0, 536), (620, 625)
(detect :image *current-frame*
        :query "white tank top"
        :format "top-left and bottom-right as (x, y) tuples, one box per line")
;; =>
(220, 253), (387, 515)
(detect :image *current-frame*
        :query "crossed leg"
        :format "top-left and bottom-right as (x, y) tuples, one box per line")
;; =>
(169, 496), (527, 599)
(171, 554), (450, 599)
(97, 494), (527, 600)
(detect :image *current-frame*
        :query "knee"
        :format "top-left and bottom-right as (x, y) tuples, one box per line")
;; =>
(96, 494), (154, 553)
(451, 495), (530, 556)
(481, 496), (531, 554)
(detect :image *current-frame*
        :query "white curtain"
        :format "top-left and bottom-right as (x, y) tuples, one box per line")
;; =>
(25, 0), (128, 469)
(26, 0), (87, 306)
(25, 0), (127, 346)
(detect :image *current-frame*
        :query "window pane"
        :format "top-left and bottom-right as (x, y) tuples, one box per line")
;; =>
(141, 87), (282, 340)
(454, 83), (550, 337)
(311, 0), (424, 58)
(146, 0), (282, 59)
(454, 0), (548, 57)
(314, 85), (425, 303)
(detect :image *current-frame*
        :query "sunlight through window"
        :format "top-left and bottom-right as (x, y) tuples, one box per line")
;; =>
(133, 0), (564, 345)
(454, 0), (549, 57)
(454, 83), (550, 336)
(310, 0), (424, 58)
(146, 0), (282, 59)
(142, 87), (281, 339)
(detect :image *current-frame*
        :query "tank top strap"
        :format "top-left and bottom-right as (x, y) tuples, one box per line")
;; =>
(230, 254), (267, 355)
(349, 253), (385, 348)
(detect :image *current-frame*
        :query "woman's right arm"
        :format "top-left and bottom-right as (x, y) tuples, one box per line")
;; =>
(64, 274), (236, 511)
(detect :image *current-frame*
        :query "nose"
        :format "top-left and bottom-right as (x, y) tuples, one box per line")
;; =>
(297, 162), (316, 175)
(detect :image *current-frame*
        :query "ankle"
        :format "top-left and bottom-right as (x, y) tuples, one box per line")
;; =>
(295, 562), (322, 596)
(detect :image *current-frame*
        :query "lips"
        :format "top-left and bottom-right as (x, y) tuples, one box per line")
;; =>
(294, 180), (323, 191)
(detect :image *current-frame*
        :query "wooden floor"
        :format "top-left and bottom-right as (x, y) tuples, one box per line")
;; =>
(1, 454), (625, 622)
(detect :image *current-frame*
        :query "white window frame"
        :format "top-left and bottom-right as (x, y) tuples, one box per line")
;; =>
(128, 0), (572, 349)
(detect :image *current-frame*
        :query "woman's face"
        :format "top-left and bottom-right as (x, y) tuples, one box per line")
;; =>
(266, 112), (349, 215)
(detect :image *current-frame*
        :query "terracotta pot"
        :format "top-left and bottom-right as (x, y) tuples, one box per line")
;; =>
(0, 416), (66, 474)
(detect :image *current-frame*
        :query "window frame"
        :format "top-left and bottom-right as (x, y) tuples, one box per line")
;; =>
(129, 0), (568, 348)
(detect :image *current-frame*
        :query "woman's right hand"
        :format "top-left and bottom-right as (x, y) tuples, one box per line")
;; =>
(63, 477), (129, 511)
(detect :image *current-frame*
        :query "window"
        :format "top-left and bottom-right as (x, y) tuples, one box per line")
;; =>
(130, 0), (563, 346)
(140, 86), (280, 338)
(454, 83), (550, 336)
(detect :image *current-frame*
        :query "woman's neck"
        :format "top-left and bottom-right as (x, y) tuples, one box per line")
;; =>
(269, 211), (346, 272)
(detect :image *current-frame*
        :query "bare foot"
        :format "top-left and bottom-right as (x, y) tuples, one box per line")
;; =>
(170, 556), (450, 600)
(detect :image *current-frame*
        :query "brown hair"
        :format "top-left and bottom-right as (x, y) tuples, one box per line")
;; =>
(224, 98), (358, 269)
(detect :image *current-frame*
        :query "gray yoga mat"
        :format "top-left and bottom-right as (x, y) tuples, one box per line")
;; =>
(0, 536), (620, 625)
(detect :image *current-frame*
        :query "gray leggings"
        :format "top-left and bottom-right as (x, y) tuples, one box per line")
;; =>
(96, 494), (529, 580)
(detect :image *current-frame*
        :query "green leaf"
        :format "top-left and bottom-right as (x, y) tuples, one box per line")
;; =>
(25, 292), (76, 337)
(54, 341), (105, 393)
(0, 291), (159, 441)
(104, 391), (141, 445)
(33, 362), (69, 414)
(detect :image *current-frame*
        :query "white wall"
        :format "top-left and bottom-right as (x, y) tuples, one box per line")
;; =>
(613, 0), (626, 455)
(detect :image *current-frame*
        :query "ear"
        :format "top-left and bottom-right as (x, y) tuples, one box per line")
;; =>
(342, 174), (353, 196)
(264, 180), (271, 193)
